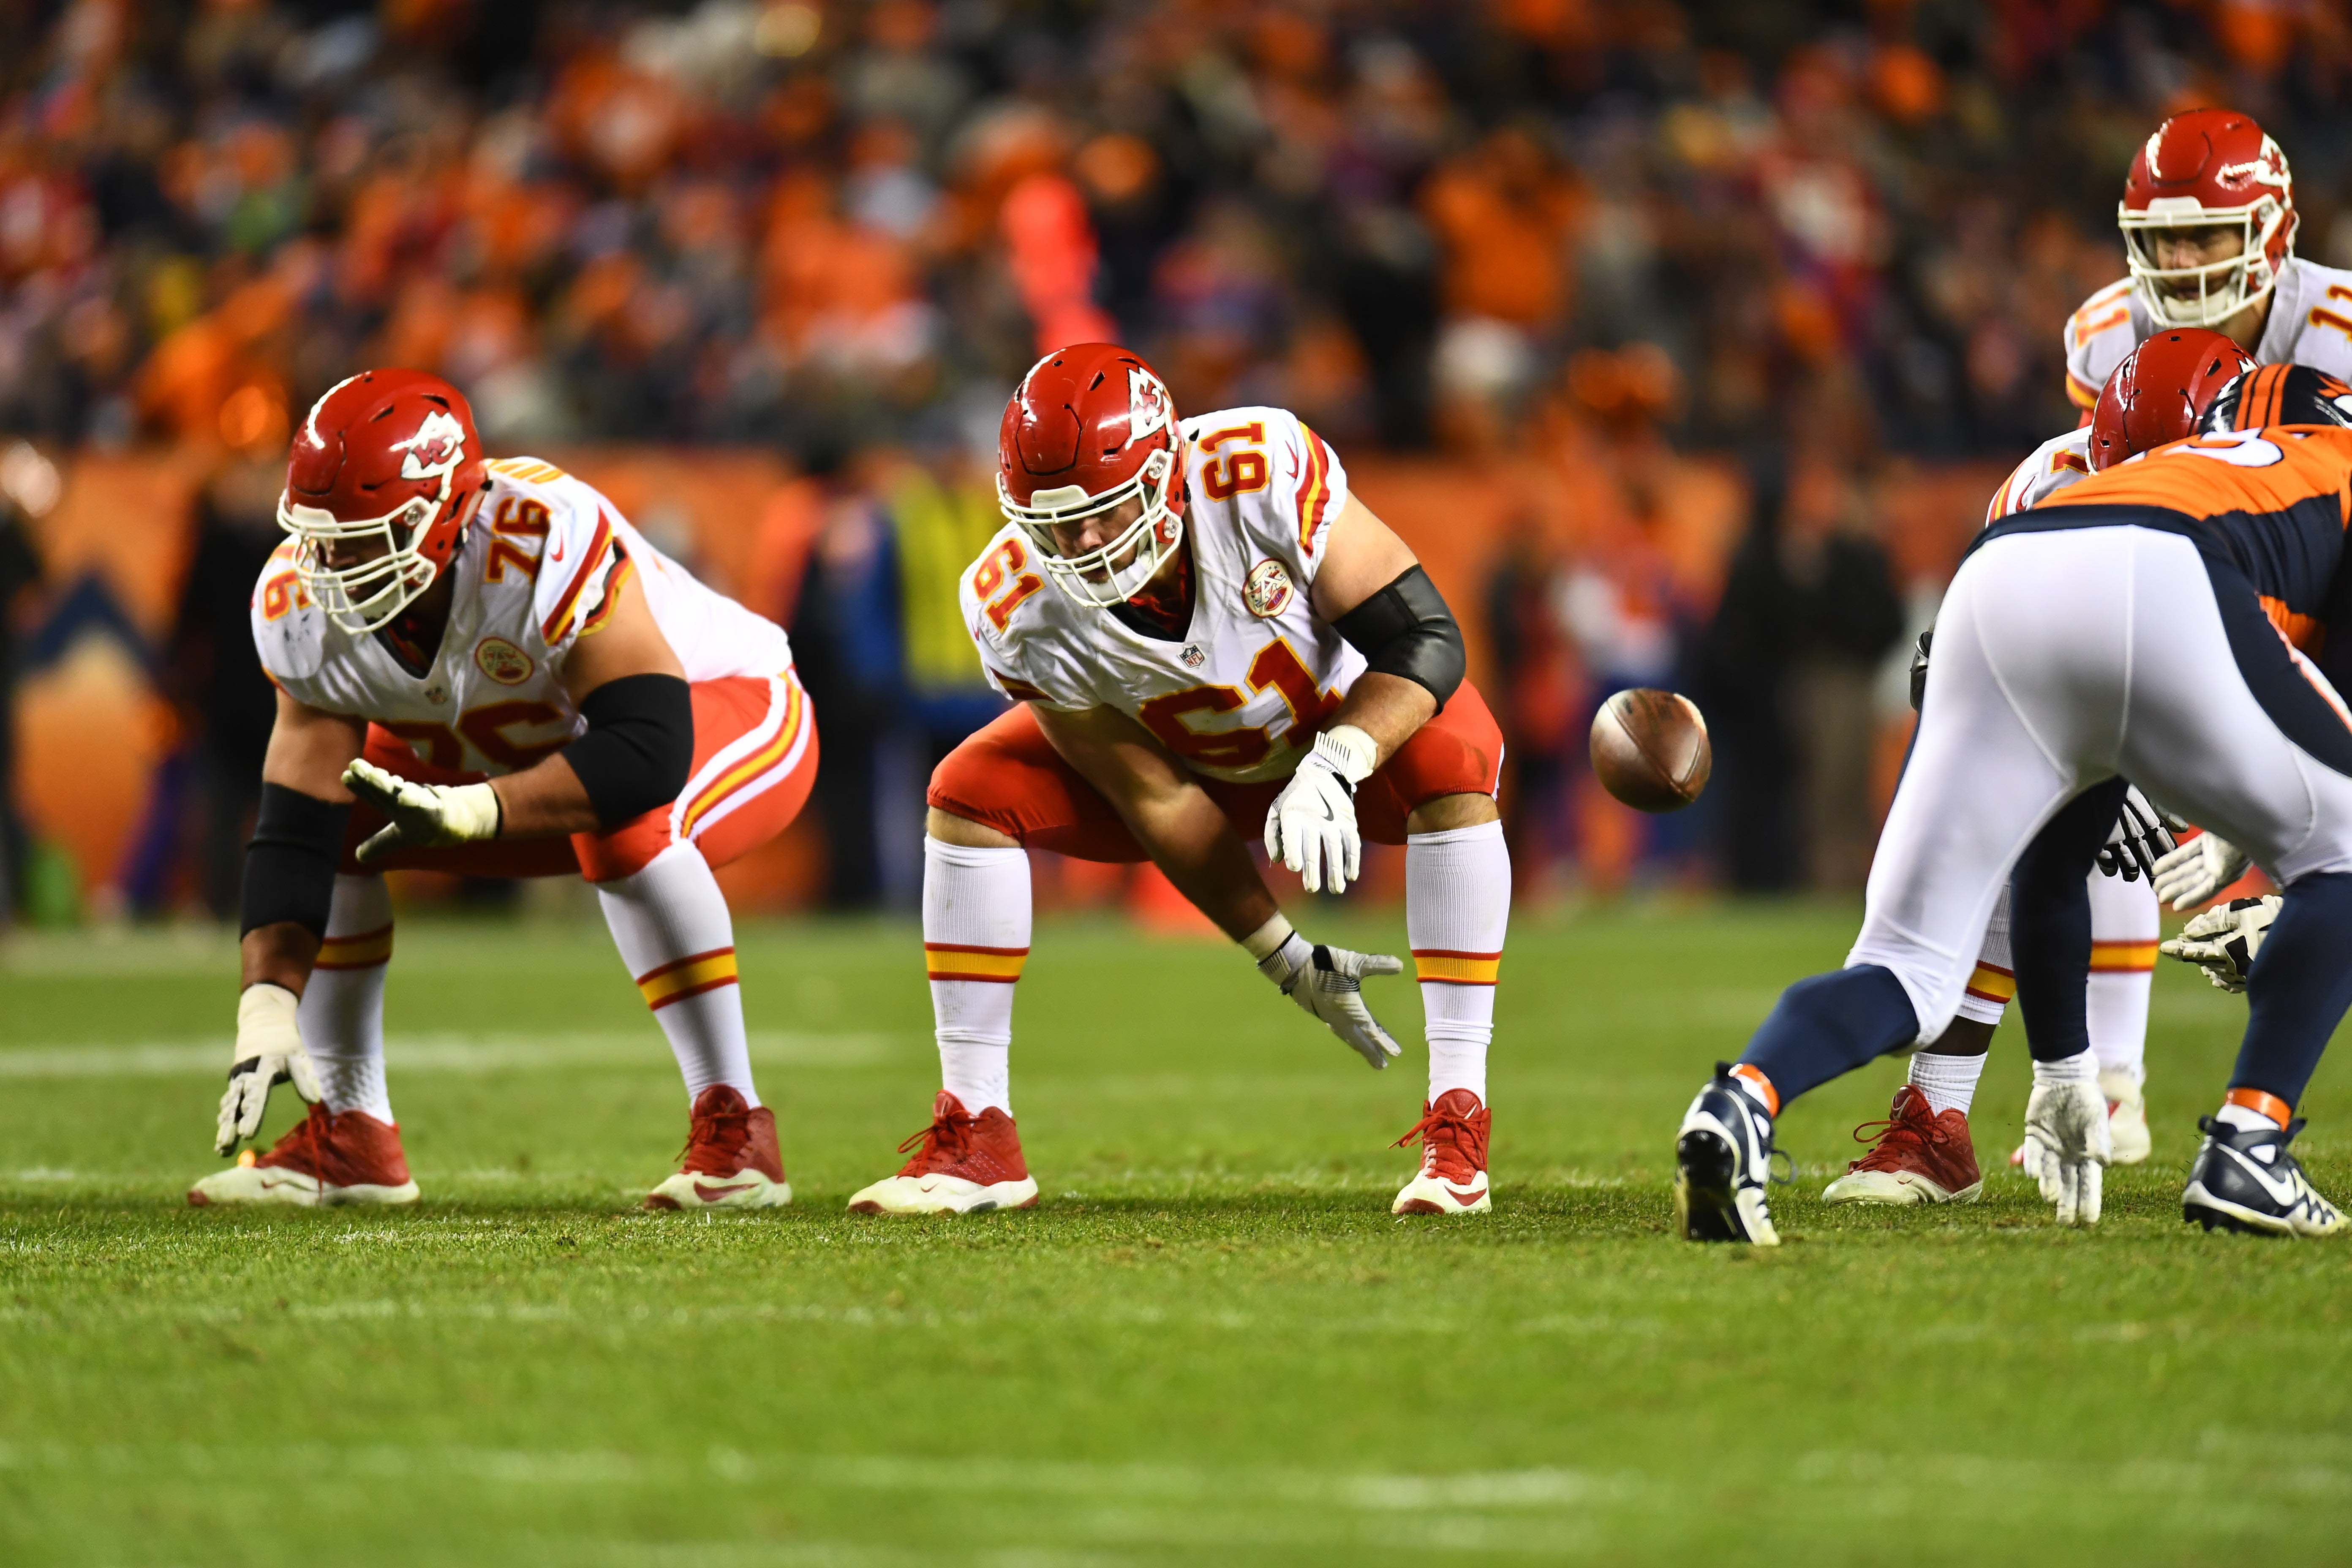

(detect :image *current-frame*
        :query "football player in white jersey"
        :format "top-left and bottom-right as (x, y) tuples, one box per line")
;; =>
(2064, 109), (2352, 413)
(1820, 329), (2254, 1206)
(188, 370), (818, 1211)
(843, 343), (1510, 1217)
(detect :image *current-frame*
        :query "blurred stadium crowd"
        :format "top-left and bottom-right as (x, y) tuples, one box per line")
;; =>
(3, 0), (2350, 922)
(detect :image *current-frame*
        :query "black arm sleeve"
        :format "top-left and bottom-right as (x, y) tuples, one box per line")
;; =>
(562, 673), (695, 828)
(240, 784), (351, 938)
(1330, 565), (1465, 710)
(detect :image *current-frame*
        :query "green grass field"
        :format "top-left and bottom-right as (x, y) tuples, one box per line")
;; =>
(3, 901), (2349, 1565)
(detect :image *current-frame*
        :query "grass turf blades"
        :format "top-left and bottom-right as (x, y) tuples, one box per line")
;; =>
(2, 904), (2349, 1565)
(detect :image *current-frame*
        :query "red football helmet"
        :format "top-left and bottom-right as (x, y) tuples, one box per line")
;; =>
(278, 369), (487, 632)
(996, 343), (1187, 608)
(2088, 329), (2256, 470)
(2119, 108), (2298, 328)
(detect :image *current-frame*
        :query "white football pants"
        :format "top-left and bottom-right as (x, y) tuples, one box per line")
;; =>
(1849, 525), (2352, 1042)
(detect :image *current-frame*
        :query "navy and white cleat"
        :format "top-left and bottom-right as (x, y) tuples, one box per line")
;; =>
(2183, 1116), (2344, 1238)
(1675, 1062), (1781, 1246)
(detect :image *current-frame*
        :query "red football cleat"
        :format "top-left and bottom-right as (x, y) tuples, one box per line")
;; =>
(1823, 1085), (1983, 1205)
(847, 1091), (1039, 1214)
(645, 1085), (791, 1210)
(1392, 1088), (1493, 1214)
(188, 1104), (419, 1206)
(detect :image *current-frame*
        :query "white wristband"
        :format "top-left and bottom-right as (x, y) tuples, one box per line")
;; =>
(1313, 724), (1379, 784)
(2031, 1049), (2098, 1086)
(1241, 913), (1296, 962)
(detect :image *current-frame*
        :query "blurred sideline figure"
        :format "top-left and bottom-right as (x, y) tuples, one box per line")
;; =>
(189, 371), (817, 1211)
(849, 344), (1509, 1218)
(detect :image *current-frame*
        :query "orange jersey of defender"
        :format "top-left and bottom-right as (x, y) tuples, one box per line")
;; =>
(2017, 419), (2352, 655)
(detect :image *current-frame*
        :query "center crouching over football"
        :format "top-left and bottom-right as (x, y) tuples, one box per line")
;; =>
(10, 10), (2352, 1564)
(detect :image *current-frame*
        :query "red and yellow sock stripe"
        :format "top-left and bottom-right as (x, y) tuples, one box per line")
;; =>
(636, 947), (739, 1010)
(315, 923), (394, 971)
(1412, 948), (1501, 986)
(1963, 961), (2015, 1006)
(2089, 939), (2157, 974)
(925, 943), (1028, 983)
(677, 679), (807, 842)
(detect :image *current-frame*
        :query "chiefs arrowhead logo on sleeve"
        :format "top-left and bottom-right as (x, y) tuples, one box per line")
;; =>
(393, 411), (468, 481)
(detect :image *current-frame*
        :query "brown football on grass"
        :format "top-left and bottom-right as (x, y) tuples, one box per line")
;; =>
(1589, 689), (1711, 812)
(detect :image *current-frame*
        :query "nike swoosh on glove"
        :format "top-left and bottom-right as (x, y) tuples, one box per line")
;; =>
(343, 757), (504, 866)
(2159, 894), (2280, 993)
(2024, 1075), (2111, 1227)
(1265, 725), (1378, 895)
(2152, 831), (2249, 911)
(2094, 786), (2177, 882)
(1258, 931), (1404, 1068)
(216, 982), (321, 1155)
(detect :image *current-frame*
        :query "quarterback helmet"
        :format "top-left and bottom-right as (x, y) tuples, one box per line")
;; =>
(2088, 329), (2256, 470)
(2196, 362), (2352, 434)
(996, 343), (1187, 608)
(279, 369), (487, 633)
(2118, 109), (2298, 329)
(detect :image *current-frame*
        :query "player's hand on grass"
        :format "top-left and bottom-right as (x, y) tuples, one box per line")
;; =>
(2159, 895), (2279, 993)
(2023, 1075), (2110, 1227)
(342, 757), (503, 865)
(1255, 926), (1404, 1069)
(2152, 830), (2249, 911)
(1265, 725), (1377, 895)
(2094, 786), (2177, 882)
(216, 982), (321, 1155)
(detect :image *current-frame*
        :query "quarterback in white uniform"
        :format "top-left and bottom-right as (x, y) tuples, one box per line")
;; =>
(189, 370), (817, 1211)
(844, 343), (1511, 1218)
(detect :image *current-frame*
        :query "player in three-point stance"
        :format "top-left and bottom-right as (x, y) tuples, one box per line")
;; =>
(1820, 328), (2252, 1209)
(844, 343), (1509, 1217)
(1677, 365), (2352, 1244)
(2067, 107), (2352, 922)
(189, 370), (817, 1210)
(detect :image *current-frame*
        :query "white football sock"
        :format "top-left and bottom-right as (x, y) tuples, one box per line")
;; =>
(2086, 868), (2156, 1083)
(303, 874), (395, 1122)
(1407, 819), (1510, 1105)
(1955, 884), (2013, 1027)
(597, 842), (757, 1106)
(923, 836), (1030, 1115)
(1906, 1049), (1986, 1116)
(2215, 1102), (2285, 1131)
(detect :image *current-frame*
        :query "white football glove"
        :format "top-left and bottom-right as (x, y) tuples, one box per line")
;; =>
(2023, 1068), (2110, 1227)
(2159, 894), (2280, 993)
(1251, 919), (1404, 1069)
(343, 757), (503, 866)
(216, 983), (320, 1156)
(1265, 725), (1378, 895)
(2152, 830), (2249, 911)
(2093, 786), (2178, 882)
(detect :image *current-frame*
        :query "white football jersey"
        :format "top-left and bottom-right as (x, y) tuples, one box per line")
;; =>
(1984, 426), (2092, 524)
(253, 457), (792, 775)
(964, 406), (1360, 784)
(2063, 256), (2352, 411)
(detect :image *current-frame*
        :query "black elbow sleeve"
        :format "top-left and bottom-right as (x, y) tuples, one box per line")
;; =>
(241, 784), (351, 938)
(564, 673), (695, 828)
(1331, 565), (1466, 710)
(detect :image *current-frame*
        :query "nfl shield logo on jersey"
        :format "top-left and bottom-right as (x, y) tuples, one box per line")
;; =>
(1180, 643), (1206, 668)
(475, 636), (534, 686)
(1244, 558), (1294, 619)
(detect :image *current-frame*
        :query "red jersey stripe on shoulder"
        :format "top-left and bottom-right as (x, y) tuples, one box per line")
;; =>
(1294, 424), (1333, 556)
(541, 508), (616, 643)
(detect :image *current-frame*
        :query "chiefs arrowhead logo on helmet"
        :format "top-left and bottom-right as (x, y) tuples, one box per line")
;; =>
(2120, 108), (2299, 329)
(997, 344), (1189, 610)
(278, 369), (488, 634)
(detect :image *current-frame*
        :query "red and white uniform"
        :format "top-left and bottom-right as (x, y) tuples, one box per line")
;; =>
(1985, 428), (2093, 523)
(964, 407), (1359, 783)
(254, 457), (813, 881)
(2063, 257), (2352, 414)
